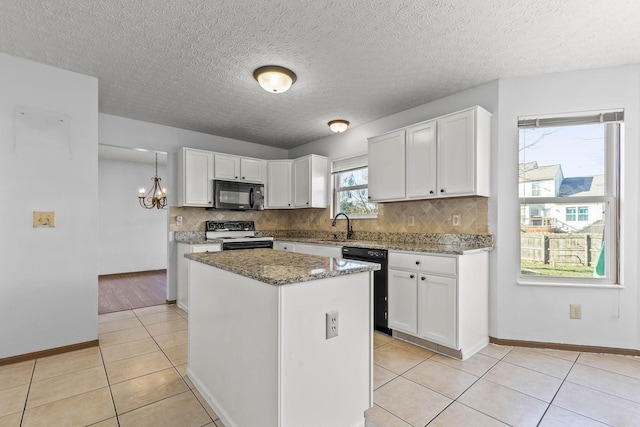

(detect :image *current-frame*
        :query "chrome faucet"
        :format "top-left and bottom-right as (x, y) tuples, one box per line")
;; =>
(332, 213), (353, 240)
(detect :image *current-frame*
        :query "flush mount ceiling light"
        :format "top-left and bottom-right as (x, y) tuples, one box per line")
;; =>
(253, 66), (297, 93)
(328, 120), (350, 133)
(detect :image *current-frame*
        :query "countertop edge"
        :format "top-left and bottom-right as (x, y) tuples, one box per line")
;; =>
(185, 251), (380, 286)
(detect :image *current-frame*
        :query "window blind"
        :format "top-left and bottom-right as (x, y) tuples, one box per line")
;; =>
(331, 154), (368, 174)
(518, 110), (624, 129)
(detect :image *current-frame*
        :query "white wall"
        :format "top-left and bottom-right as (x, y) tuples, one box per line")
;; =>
(98, 158), (167, 275)
(0, 53), (98, 358)
(98, 113), (288, 301)
(494, 65), (640, 350)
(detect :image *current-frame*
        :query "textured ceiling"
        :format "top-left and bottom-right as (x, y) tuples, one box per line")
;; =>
(1, 1), (639, 149)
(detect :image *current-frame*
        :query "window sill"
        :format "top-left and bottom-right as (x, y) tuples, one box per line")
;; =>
(517, 280), (623, 289)
(331, 215), (378, 220)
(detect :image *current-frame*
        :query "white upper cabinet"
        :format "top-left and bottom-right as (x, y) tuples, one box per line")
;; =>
(266, 160), (293, 208)
(368, 130), (406, 201)
(240, 158), (264, 182)
(214, 153), (239, 180)
(292, 155), (328, 208)
(177, 147), (214, 207)
(368, 106), (491, 202)
(214, 153), (265, 183)
(406, 120), (437, 199)
(437, 109), (478, 197)
(177, 148), (326, 209)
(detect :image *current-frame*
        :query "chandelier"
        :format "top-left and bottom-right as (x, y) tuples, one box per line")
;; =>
(138, 153), (167, 209)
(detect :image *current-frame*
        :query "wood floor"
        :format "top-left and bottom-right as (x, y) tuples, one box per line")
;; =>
(98, 269), (167, 314)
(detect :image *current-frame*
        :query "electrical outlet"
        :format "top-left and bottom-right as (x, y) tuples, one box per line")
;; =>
(326, 311), (339, 339)
(408, 216), (415, 226)
(570, 304), (582, 319)
(452, 214), (461, 227)
(176, 215), (183, 226)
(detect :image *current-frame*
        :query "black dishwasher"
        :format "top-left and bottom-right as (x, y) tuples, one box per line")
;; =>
(341, 246), (391, 335)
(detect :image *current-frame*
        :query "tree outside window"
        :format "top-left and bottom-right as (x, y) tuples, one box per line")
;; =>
(334, 167), (378, 217)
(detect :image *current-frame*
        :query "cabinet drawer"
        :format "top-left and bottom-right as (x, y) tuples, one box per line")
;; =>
(389, 252), (457, 276)
(191, 244), (221, 253)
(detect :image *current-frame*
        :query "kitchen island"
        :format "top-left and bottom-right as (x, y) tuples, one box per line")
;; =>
(185, 249), (380, 427)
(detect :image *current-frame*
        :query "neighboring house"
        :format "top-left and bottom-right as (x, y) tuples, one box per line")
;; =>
(519, 162), (604, 232)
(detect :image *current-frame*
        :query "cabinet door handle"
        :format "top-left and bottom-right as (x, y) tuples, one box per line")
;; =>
(368, 196), (371, 199)
(306, 202), (309, 205)
(409, 274), (415, 279)
(421, 276), (426, 281)
(242, 176), (245, 179)
(235, 176), (238, 179)
(415, 261), (420, 265)
(429, 190), (434, 194)
(440, 189), (445, 193)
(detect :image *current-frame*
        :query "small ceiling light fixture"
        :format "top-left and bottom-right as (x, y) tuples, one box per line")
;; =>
(253, 65), (297, 93)
(328, 119), (350, 133)
(138, 153), (167, 209)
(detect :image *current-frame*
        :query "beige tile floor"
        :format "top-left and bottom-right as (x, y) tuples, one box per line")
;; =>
(1, 303), (639, 427)
(0, 304), (222, 427)
(368, 333), (640, 427)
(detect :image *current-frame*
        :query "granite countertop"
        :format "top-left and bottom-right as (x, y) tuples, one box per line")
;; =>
(175, 231), (493, 254)
(185, 248), (380, 286)
(278, 237), (491, 255)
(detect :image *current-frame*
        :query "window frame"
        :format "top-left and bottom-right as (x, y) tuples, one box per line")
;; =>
(518, 115), (620, 286)
(578, 206), (589, 222)
(331, 154), (378, 219)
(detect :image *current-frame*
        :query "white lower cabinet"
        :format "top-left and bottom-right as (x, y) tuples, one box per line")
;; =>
(417, 274), (457, 348)
(388, 250), (488, 359)
(176, 243), (221, 312)
(273, 241), (295, 252)
(294, 242), (342, 258)
(388, 269), (418, 334)
(274, 241), (342, 258)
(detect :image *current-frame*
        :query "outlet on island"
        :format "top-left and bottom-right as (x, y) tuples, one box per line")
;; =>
(326, 311), (339, 339)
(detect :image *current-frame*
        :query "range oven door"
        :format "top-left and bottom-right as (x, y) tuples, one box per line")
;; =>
(210, 180), (264, 211)
(222, 240), (274, 250)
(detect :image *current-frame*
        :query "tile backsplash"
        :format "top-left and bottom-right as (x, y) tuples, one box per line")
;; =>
(169, 196), (488, 235)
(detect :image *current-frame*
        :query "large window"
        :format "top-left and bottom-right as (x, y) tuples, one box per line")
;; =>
(518, 110), (621, 284)
(332, 154), (378, 218)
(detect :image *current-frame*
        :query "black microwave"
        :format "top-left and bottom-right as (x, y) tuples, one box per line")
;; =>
(207, 180), (265, 211)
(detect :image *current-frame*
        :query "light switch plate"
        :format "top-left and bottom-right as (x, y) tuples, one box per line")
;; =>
(33, 211), (55, 228)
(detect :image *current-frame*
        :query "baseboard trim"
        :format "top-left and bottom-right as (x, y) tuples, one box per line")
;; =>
(99, 269), (167, 279)
(0, 340), (99, 366)
(166, 300), (177, 305)
(490, 337), (640, 357)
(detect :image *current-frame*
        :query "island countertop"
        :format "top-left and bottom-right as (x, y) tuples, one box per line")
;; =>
(185, 248), (380, 286)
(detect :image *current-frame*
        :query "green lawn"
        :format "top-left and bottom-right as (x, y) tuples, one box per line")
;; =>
(521, 261), (595, 277)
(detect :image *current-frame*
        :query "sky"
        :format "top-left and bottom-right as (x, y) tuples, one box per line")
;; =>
(519, 123), (606, 178)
